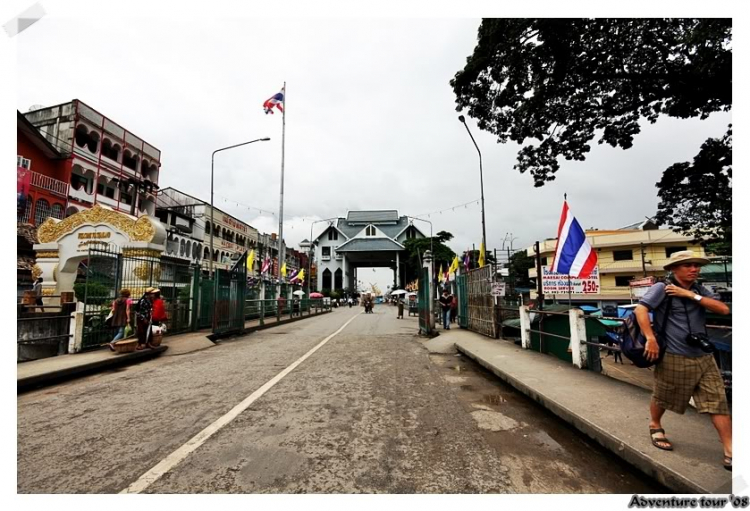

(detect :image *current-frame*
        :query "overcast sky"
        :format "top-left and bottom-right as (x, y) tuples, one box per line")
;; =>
(13, 7), (732, 291)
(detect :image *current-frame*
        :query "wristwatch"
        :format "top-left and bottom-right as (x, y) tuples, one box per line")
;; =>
(693, 294), (703, 302)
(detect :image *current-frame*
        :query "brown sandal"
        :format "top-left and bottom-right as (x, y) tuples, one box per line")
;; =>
(650, 428), (673, 451)
(724, 455), (732, 471)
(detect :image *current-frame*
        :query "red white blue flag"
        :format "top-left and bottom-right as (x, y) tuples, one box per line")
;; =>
(261, 256), (271, 274)
(550, 201), (598, 278)
(263, 90), (284, 115)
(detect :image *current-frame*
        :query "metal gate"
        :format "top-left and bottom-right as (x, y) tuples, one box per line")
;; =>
(196, 275), (215, 329)
(418, 267), (431, 335)
(464, 265), (498, 338)
(212, 252), (247, 336)
(82, 245), (195, 350)
(456, 274), (468, 328)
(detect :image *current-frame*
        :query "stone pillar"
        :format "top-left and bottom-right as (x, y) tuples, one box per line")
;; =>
(569, 308), (588, 369)
(519, 305), (531, 349)
(31, 244), (61, 306)
(396, 252), (401, 287)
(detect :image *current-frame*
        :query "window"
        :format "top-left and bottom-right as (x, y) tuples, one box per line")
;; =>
(18, 197), (33, 223)
(123, 150), (138, 171)
(615, 275), (635, 287)
(71, 173), (90, 193)
(665, 246), (687, 258)
(51, 203), (64, 219)
(406, 226), (417, 239)
(322, 247), (331, 257)
(328, 229), (338, 241)
(540, 256), (548, 266)
(613, 250), (633, 261)
(17, 156), (31, 169)
(322, 269), (332, 290)
(366, 225), (376, 236)
(34, 199), (51, 226)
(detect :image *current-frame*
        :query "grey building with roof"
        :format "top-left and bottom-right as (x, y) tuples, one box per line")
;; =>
(311, 210), (426, 293)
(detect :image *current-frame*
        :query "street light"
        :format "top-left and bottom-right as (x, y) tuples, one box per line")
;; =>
(209, 138), (270, 275)
(458, 115), (487, 259)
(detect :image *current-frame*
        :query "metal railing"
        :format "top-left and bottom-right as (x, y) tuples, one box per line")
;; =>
(30, 170), (69, 197)
(243, 298), (331, 325)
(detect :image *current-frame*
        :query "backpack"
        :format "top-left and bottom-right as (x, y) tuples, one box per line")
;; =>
(616, 296), (673, 368)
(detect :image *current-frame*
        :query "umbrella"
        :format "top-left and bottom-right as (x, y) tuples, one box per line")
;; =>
(292, 290), (305, 296)
(310, 292), (324, 298)
(391, 289), (407, 295)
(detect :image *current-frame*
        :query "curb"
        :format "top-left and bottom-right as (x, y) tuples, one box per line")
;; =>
(17, 346), (168, 393)
(456, 342), (710, 494)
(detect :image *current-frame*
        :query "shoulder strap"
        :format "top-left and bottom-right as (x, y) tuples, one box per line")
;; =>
(657, 296), (673, 336)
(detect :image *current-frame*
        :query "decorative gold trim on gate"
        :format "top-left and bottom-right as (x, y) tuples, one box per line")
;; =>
(37, 204), (156, 243)
(133, 262), (161, 281)
(35, 250), (59, 258)
(42, 288), (55, 296)
(122, 248), (162, 258)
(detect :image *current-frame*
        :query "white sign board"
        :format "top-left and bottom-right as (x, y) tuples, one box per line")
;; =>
(491, 282), (506, 297)
(541, 266), (600, 294)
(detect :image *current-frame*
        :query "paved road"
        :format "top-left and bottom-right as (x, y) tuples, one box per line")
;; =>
(17, 305), (665, 493)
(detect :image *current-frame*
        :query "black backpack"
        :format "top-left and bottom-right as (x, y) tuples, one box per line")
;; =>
(617, 294), (673, 368)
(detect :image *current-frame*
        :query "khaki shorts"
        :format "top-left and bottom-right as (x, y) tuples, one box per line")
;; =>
(653, 352), (730, 415)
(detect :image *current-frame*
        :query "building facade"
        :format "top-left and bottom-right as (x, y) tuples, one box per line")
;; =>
(525, 221), (709, 308)
(24, 100), (161, 219)
(311, 210), (425, 293)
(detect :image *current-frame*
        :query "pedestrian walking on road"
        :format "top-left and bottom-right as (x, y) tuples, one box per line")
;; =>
(109, 289), (132, 351)
(134, 288), (154, 351)
(150, 289), (168, 348)
(635, 251), (732, 470)
(439, 289), (452, 330)
(450, 294), (458, 324)
(397, 298), (404, 319)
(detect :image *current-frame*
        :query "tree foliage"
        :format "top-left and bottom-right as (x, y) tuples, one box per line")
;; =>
(507, 250), (536, 289)
(402, 232), (456, 284)
(451, 18), (731, 186)
(655, 127), (732, 253)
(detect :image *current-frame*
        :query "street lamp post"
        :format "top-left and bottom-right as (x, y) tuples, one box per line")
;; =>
(209, 138), (270, 275)
(458, 115), (487, 258)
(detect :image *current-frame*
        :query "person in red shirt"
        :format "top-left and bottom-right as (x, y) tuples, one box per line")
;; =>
(149, 288), (168, 349)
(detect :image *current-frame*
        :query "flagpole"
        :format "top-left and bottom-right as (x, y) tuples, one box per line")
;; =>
(277, 82), (286, 297)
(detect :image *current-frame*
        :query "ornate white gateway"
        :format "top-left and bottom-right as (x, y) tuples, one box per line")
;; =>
(32, 205), (167, 302)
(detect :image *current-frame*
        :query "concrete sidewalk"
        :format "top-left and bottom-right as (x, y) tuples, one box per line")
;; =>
(444, 329), (731, 494)
(17, 309), (331, 392)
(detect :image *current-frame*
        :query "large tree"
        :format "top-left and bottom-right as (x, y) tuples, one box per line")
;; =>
(451, 19), (732, 246)
(401, 230), (456, 287)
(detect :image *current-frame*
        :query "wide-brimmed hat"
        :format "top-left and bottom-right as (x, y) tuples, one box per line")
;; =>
(663, 250), (710, 270)
(145, 287), (160, 294)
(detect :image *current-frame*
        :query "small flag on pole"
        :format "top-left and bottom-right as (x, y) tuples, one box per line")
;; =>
(296, 268), (305, 284)
(261, 256), (271, 274)
(263, 89), (284, 115)
(479, 242), (486, 267)
(550, 200), (598, 278)
(449, 255), (459, 275)
(247, 250), (255, 272)
(281, 262), (287, 278)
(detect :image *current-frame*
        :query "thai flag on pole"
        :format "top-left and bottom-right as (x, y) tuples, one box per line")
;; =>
(261, 256), (271, 274)
(550, 201), (598, 278)
(263, 90), (284, 115)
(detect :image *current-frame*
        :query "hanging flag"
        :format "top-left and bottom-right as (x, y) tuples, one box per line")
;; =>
(449, 255), (459, 275)
(261, 256), (271, 274)
(288, 268), (299, 282)
(296, 268), (305, 284)
(550, 200), (598, 278)
(246, 250), (255, 272)
(281, 262), (287, 278)
(438, 264), (444, 283)
(479, 242), (486, 267)
(463, 251), (470, 270)
(263, 89), (284, 115)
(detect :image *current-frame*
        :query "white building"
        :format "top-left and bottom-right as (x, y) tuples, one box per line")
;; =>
(311, 210), (426, 292)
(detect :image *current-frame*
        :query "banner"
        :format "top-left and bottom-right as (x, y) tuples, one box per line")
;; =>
(17, 167), (31, 216)
(541, 266), (600, 294)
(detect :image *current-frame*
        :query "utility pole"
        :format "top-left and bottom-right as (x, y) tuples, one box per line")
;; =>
(640, 242), (648, 277)
(535, 241), (544, 310)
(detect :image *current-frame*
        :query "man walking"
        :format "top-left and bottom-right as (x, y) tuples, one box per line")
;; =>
(32, 277), (44, 311)
(635, 251), (731, 470)
(439, 289), (452, 330)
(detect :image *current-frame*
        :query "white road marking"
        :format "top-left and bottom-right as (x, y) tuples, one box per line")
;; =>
(120, 311), (362, 494)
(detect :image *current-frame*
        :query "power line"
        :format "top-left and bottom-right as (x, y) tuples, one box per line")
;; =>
(409, 199), (481, 219)
(215, 195), (277, 217)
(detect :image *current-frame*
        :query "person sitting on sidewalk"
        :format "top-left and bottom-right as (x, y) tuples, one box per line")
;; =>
(635, 251), (731, 470)
(149, 289), (168, 348)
